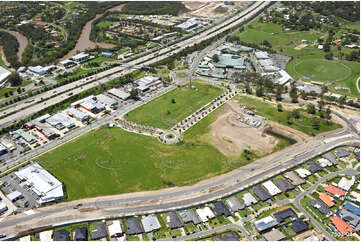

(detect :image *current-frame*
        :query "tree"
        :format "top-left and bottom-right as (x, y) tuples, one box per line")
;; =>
(306, 104), (316, 114)
(129, 89), (138, 100)
(256, 87), (264, 97)
(171, 98), (176, 104)
(245, 82), (252, 94)
(262, 40), (272, 48)
(324, 52), (333, 60)
(8, 72), (23, 87)
(276, 87), (282, 101)
(325, 108), (332, 122)
(277, 103), (283, 112)
(212, 54), (219, 63)
(317, 100), (325, 111)
(312, 118), (320, 130)
(286, 113), (293, 124)
(292, 109), (300, 119)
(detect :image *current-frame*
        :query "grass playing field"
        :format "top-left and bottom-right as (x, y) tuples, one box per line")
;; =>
(236, 22), (360, 97)
(125, 81), (224, 129)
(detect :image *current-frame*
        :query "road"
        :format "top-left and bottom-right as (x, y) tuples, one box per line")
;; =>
(0, 1), (268, 129)
(0, 127), (358, 239)
(293, 168), (358, 241)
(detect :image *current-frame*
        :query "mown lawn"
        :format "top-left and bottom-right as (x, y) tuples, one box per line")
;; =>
(126, 81), (224, 129)
(236, 96), (342, 136)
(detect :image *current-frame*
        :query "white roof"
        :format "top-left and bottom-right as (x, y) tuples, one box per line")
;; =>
(19, 236), (31, 242)
(39, 230), (53, 242)
(7, 190), (22, 201)
(243, 192), (257, 206)
(337, 177), (355, 191)
(108, 220), (123, 236)
(59, 59), (74, 65)
(259, 59), (273, 67)
(0, 201), (7, 211)
(47, 113), (75, 129)
(72, 52), (89, 61)
(262, 181), (281, 196)
(0, 143), (6, 151)
(141, 215), (161, 233)
(273, 70), (292, 85)
(295, 168), (311, 178)
(318, 158), (332, 167)
(318, 45), (323, 49)
(0, 66), (11, 83)
(255, 51), (269, 59)
(66, 107), (90, 121)
(108, 88), (131, 100)
(96, 94), (118, 106)
(196, 207), (215, 222)
(350, 191), (360, 202)
(14, 163), (63, 204)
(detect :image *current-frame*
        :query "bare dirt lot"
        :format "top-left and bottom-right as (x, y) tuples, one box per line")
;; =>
(208, 103), (279, 157)
(185, 2), (230, 18)
(294, 43), (308, 50)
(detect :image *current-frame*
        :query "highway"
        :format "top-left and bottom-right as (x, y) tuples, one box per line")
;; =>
(0, 127), (358, 239)
(0, 1), (269, 129)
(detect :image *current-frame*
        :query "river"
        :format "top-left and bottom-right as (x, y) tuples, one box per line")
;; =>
(0, 29), (28, 62)
(62, 4), (124, 60)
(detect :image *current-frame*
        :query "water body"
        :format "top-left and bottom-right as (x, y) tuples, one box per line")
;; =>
(62, 4), (124, 60)
(0, 29), (28, 62)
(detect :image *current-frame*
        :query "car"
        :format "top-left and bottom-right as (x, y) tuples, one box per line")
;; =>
(0, 234), (6, 239)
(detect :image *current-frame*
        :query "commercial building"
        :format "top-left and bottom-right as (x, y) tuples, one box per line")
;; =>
(214, 54), (246, 69)
(254, 216), (278, 232)
(126, 218), (143, 235)
(96, 94), (118, 107)
(295, 81), (322, 94)
(0, 202), (8, 214)
(12, 129), (36, 144)
(108, 88), (131, 100)
(141, 215), (161, 233)
(108, 220), (123, 238)
(101, 52), (115, 57)
(46, 113), (76, 130)
(255, 51), (270, 59)
(66, 108), (90, 122)
(25, 116), (57, 140)
(176, 17), (199, 30)
(59, 59), (75, 68)
(271, 70), (293, 85)
(71, 52), (90, 63)
(196, 206), (215, 222)
(0, 143), (8, 156)
(71, 95), (105, 114)
(285, 171), (305, 186)
(0, 66), (11, 87)
(242, 192), (257, 206)
(15, 162), (64, 204)
(28, 65), (56, 76)
(6, 190), (23, 202)
(178, 209), (201, 224)
(135, 76), (162, 92)
(213, 201), (232, 217)
(167, 211), (183, 229)
(226, 196), (244, 212)
(262, 181), (282, 196)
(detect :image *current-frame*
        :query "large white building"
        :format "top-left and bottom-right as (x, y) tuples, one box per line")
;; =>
(135, 76), (162, 92)
(0, 66), (11, 87)
(15, 162), (64, 204)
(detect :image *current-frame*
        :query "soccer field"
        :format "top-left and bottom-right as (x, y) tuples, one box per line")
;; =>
(125, 81), (224, 129)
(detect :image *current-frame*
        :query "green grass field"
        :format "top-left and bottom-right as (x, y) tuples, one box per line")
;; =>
(236, 96), (341, 136)
(126, 82), (224, 129)
(236, 22), (360, 96)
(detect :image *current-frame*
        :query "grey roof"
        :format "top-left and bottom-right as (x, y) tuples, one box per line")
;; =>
(253, 185), (271, 201)
(274, 178), (295, 192)
(54, 229), (70, 241)
(91, 223), (107, 240)
(215, 231), (240, 241)
(273, 208), (297, 223)
(323, 153), (338, 165)
(168, 211), (184, 229)
(336, 148), (350, 158)
(213, 201), (232, 217)
(242, 192), (257, 206)
(308, 161), (322, 173)
(226, 196), (244, 212)
(341, 208), (360, 227)
(291, 219), (309, 234)
(284, 171), (305, 186)
(310, 199), (332, 216)
(178, 209), (201, 224)
(74, 227), (87, 241)
(141, 215), (161, 233)
(126, 218), (143, 235)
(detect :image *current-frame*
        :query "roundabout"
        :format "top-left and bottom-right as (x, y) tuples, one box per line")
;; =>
(293, 58), (352, 82)
(159, 131), (181, 144)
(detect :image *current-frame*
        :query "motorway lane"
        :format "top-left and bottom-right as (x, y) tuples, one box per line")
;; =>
(0, 130), (358, 238)
(0, 1), (268, 128)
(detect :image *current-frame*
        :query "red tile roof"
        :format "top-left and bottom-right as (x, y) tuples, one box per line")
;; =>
(326, 185), (346, 196)
(331, 216), (354, 235)
(319, 193), (334, 207)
